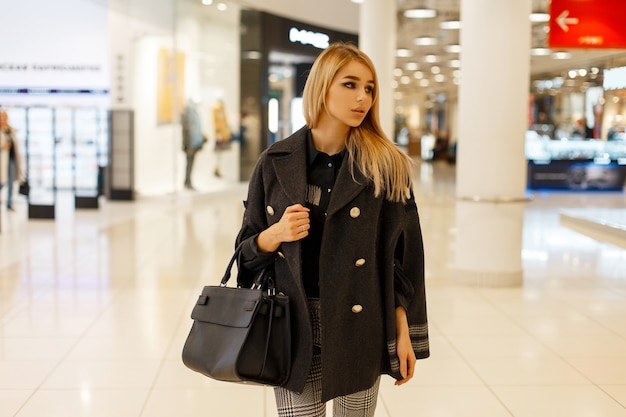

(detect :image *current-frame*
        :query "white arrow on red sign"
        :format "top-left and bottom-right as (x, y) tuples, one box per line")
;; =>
(556, 10), (579, 32)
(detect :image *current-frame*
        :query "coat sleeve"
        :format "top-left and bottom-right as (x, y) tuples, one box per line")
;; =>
(385, 190), (430, 377)
(398, 191), (429, 359)
(235, 151), (277, 287)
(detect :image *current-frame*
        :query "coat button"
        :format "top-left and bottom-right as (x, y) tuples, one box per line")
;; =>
(266, 205), (275, 216)
(350, 207), (360, 218)
(355, 258), (366, 267)
(351, 304), (363, 313)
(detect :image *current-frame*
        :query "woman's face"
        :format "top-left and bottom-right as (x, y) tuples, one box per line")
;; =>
(323, 60), (374, 128)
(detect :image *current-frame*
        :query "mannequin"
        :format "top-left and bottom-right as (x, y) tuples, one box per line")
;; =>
(181, 99), (207, 190)
(212, 100), (232, 177)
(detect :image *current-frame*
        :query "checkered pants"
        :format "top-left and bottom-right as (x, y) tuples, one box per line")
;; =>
(274, 299), (381, 417)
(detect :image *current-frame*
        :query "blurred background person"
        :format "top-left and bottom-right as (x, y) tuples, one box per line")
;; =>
(0, 109), (24, 211)
(181, 99), (207, 190)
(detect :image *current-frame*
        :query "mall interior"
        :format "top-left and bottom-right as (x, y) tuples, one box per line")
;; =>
(1, 0), (626, 416)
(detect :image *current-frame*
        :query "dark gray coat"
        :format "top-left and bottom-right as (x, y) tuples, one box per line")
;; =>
(236, 127), (429, 402)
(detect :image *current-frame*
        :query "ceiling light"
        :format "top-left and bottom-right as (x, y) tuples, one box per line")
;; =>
(405, 62), (419, 71)
(530, 48), (551, 56)
(448, 59), (461, 68)
(350, 0), (363, 3)
(434, 74), (445, 82)
(568, 70), (577, 78)
(419, 79), (430, 87)
(401, 76), (411, 84)
(413, 71), (424, 79)
(424, 54), (438, 63)
(445, 44), (461, 53)
(440, 20), (461, 30)
(552, 51), (572, 60)
(217, 2), (227, 10)
(242, 50), (262, 60)
(396, 49), (413, 58)
(431, 66), (441, 74)
(404, 9), (437, 19)
(201, 0), (213, 4)
(393, 68), (404, 77)
(414, 36), (437, 46)
(529, 13), (550, 23)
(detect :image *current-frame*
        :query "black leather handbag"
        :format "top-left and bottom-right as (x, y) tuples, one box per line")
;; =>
(18, 180), (29, 196)
(182, 245), (291, 387)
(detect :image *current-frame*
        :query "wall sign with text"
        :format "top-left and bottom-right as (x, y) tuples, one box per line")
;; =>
(549, 0), (626, 48)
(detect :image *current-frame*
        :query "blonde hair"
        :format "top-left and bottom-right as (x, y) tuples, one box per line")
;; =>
(302, 42), (413, 203)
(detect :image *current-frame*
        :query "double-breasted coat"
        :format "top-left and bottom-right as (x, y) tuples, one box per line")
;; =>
(235, 127), (429, 402)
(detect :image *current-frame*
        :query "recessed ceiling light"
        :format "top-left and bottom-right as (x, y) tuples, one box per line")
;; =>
(445, 44), (461, 53)
(202, 0), (213, 4)
(531, 48), (551, 56)
(439, 20), (461, 30)
(414, 37), (437, 46)
(242, 51), (262, 60)
(529, 13), (550, 23)
(424, 54), (438, 63)
(396, 49), (413, 58)
(552, 51), (572, 60)
(404, 9), (437, 19)
(405, 62), (419, 71)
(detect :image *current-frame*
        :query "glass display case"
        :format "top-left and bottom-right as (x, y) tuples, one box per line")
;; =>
(55, 107), (74, 189)
(74, 108), (102, 208)
(3, 106), (110, 217)
(526, 132), (626, 191)
(26, 107), (57, 218)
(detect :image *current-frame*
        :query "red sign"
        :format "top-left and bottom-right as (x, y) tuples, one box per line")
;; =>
(549, 0), (626, 49)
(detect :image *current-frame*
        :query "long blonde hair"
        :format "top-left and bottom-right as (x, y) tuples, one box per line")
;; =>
(302, 42), (413, 203)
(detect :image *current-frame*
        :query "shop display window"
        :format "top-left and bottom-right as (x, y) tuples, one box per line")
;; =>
(526, 131), (626, 191)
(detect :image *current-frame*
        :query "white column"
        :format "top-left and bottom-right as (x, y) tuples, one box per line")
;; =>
(454, 0), (532, 286)
(359, 0), (396, 138)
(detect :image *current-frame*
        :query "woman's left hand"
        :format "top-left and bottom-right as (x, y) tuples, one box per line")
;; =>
(394, 306), (417, 386)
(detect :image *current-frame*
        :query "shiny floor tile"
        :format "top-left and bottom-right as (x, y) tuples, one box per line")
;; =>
(1, 161), (626, 416)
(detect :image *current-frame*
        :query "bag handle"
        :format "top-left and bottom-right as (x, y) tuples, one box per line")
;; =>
(219, 243), (275, 293)
(219, 244), (242, 287)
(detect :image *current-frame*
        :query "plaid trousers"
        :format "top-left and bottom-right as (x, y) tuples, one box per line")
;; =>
(274, 299), (381, 417)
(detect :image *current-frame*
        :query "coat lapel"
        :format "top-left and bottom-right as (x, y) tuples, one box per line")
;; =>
(271, 128), (308, 205)
(271, 127), (369, 215)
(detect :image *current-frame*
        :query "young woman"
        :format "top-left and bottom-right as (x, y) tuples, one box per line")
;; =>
(235, 42), (429, 417)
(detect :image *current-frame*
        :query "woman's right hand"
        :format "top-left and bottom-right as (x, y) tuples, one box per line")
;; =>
(256, 204), (310, 253)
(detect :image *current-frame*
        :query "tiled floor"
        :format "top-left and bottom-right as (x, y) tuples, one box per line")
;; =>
(1, 160), (626, 417)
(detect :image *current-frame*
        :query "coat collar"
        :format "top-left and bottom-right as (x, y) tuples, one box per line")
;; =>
(270, 127), (368, 216)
